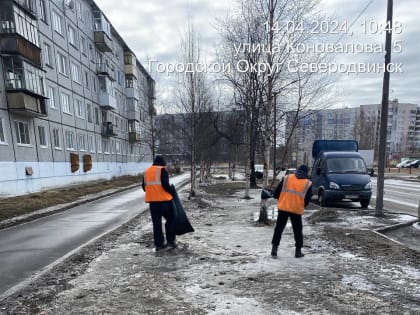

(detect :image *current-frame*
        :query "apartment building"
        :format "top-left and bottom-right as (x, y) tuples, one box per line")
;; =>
(286, 100), (420, 166)
(360, 100), (418, 155)
(0, 0), (154, 196)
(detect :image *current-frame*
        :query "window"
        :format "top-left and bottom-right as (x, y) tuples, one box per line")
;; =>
(61, 92), (71, 114)
(4, 57), (45, 96)
(77, 1), (84, 21)
(80, 36), (87, 55)
(39, 0), (47, 23)
(48, 86), (56, 108)
(78, 134), (86, 151)
(57, 52), (67, 75)
(68, 25), (78, 47)
(88, 135), (95, 153)
(38, 125), (47, 147)
(97, 135), (102, 153)
(14, 8), (39, 46)
(102, 139), (109, 154)
(84, 70), (89, 89)
(53, 128), (61, 149)
(71, 63), (81, 83)
(15, 121), (31, 145)
(87, 103), (93, 123)
(89, 44), (95, 63)
(43, 43), (52, 67)
(52, 11), (63, 35)
(92, 74), (97, 92)
(65, 130), (75, 150)
(111, 139), (115, 154)
(94, 107), (99, 125)
(75, 99), (84, 118)
(116, 140), (120, 154)
(0, 118), (7, 144)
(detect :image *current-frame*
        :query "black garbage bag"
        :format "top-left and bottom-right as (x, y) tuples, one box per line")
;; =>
(261, 189), (273, 200)
(170, 185), (194, 235)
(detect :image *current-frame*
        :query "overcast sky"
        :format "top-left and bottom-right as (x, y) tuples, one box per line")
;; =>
(95, 0), (419, 109)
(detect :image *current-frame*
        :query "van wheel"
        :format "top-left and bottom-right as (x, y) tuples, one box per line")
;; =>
(318, 191), (327, 207)
(360, 199), (370, 208)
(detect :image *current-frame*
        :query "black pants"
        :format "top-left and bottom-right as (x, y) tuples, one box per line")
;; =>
(150, 201), (176, 247)
(271, 210), (303, 249)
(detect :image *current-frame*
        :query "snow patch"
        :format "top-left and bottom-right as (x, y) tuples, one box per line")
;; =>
(342, 275), (375, 291)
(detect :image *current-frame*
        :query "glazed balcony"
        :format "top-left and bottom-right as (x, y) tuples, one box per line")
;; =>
(93, 12), (112, 53)
(101, 122), (117, 137)
(98, 92), (117, 110)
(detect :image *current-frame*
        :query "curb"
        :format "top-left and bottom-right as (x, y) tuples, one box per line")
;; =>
(0, 184), (141, 231)
(372, 219), (420, 253)
(374, 219), (418, 233)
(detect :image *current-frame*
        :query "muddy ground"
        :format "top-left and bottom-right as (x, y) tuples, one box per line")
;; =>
(0, 177), (419, 314)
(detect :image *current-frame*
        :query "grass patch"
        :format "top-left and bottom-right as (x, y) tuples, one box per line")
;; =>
(0, 175), (142, 222)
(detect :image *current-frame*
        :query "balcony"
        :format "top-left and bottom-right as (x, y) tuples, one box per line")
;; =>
(124, 51), (137, 78)
(126, 87), (138, 100)
(124, 64), (137, 78)
(5, 71), (47, 117)
(98, 92), (117, 110)
(126, 108), (139, 121)
(7, 90), (47, 117)
(102, 122), (117, 137)
(129, 132), (141, 143)
(97, 63), (113, 76)
(0, 33), (41, 66)
(94, 31), (112, 53)
(94, 12), (112, 53)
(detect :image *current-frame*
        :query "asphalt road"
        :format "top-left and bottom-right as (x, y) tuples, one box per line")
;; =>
(0, 174), (188, 297)
(371, 178), (420, 215)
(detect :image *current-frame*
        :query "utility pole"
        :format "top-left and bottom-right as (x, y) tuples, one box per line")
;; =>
(273, 93), (277, 180)
(375, 0), (393, 216)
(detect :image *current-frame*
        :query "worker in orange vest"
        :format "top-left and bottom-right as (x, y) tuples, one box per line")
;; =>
(142, 155), (176, 251)
(271, 164), (312, 258)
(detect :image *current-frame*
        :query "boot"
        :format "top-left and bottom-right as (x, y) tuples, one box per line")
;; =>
(295, 248), (304, 258)
(271, 245), (278, 257)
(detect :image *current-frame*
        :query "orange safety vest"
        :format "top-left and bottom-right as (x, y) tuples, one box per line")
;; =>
(144, 165), (173, 203)
(277, 174), (312, 215)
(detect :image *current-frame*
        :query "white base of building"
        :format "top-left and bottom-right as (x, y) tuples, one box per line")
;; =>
(0, 161), (151, 197)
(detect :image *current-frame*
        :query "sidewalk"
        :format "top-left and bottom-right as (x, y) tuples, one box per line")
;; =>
(1, 177), (419, 314)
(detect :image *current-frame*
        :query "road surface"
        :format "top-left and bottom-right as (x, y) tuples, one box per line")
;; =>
(371, 178), (420, 215)
(0, 174), (188, 297)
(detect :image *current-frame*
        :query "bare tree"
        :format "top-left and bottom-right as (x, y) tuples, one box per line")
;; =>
(219, 0), (333, 221)
(175, 19), (214, 198)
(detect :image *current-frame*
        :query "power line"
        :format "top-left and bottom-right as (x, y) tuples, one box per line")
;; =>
(334, 0), (376, 46)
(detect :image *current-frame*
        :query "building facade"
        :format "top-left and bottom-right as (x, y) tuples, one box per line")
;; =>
(286, 100), (420, 166)
(0, 0), (154, 196)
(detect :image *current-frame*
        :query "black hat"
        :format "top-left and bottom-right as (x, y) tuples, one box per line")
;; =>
(153, 155), (166, 166)
(297, 164), (309, 175)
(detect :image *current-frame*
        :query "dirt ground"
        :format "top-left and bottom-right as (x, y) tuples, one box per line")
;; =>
(0, 175), (142, 222)
(1, 177), (419, 314)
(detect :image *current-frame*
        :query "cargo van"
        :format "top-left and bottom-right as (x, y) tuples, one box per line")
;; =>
(310, 140), (372, 208)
